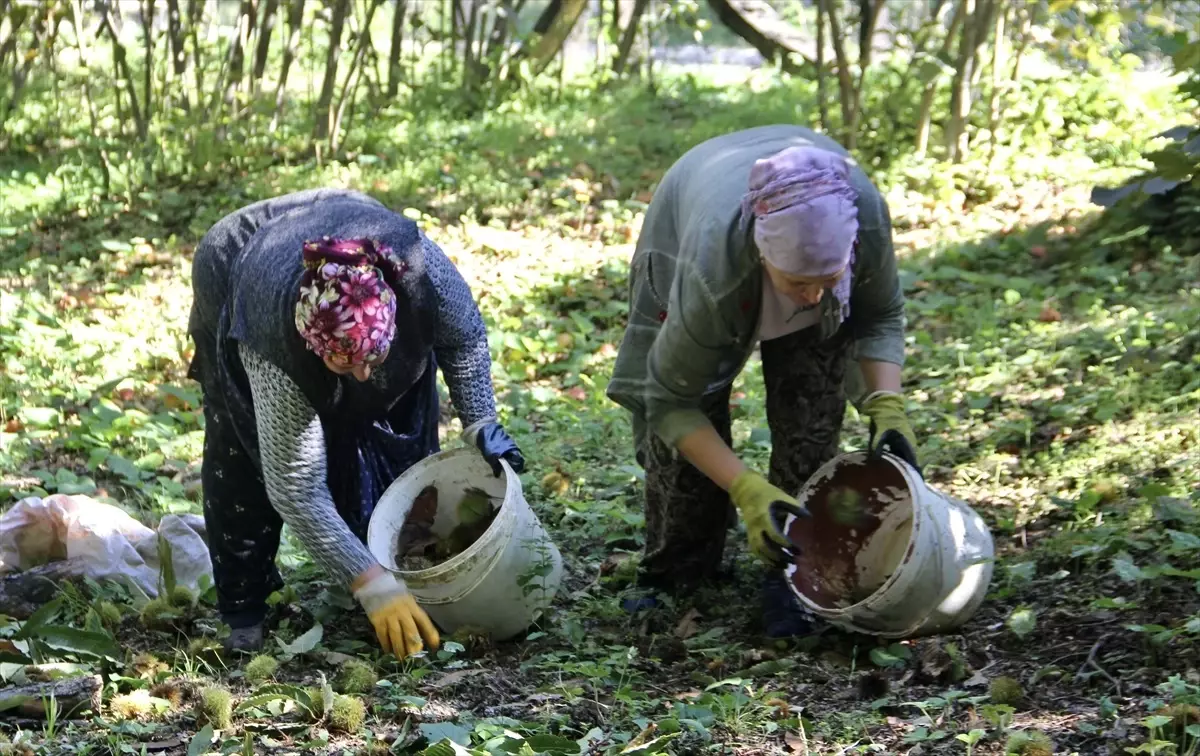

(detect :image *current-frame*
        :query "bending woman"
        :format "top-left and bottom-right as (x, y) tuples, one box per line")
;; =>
(607, 125), (916, 636)
(187, 188), (524, 655)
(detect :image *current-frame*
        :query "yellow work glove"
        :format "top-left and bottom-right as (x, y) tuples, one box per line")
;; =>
(353, 572), (440, 659)
(728, 470), (809, 569)
(860, 391), (921, 474)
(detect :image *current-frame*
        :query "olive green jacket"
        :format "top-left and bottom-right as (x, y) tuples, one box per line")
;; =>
(606, 124), (906, 455)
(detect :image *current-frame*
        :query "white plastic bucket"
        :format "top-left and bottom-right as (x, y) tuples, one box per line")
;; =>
(366, 448), (563, 641)
(781, 450), (994, 638)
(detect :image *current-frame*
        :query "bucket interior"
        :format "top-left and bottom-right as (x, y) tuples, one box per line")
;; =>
(378, 453), (510, 573)
(785, 455), (915, 609)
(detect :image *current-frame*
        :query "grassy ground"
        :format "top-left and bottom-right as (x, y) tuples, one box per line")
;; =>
(2, 69), (1200, 756)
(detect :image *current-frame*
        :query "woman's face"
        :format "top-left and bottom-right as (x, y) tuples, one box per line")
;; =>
(764, 260), (847, 307)
(323, 349), (387, 382)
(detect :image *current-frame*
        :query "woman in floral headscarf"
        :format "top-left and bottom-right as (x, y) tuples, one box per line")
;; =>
(187, 188), (524, 655)
(607, 125), (917, 636)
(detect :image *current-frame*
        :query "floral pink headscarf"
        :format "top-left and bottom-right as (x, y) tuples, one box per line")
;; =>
(294, 237), (408, 368)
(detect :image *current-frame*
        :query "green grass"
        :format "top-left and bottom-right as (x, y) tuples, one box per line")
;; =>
(1, 65), (1199, 755)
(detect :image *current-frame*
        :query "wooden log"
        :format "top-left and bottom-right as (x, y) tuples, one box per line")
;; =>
(0, 560), (89, 620)
(0, 674), (102, 719)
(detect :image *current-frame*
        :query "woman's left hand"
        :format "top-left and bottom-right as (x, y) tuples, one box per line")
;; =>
(474, 423), (526, 477)
(861, 391), (920, 474)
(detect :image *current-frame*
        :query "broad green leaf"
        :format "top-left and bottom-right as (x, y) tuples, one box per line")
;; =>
(1143, 715), (1174, 730)
(524, 734), (582, 753)
(1167, 530), (1200, 551)
(235, 693), (293, 714)
(419, 722), (473, 746)
(188, 724), (214, 756)
(1111, 556), (1143, 583)
(870, 647), (907, 669)
(276, 623), (323, 657)
(35, 625), (122, 662)
(18, 407), (60, 428)
(1007, 607), (1037, 638)
(14, 597), (64, 639)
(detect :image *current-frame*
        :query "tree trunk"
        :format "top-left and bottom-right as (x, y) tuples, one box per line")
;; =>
(187, 0), (204, 100)
(1009, 1), (1032, 81)
(67, 0), (113, 193)
(986, 1), (1007, 165)
(612, 0), (650, 76)
(816, 0), (828, 131)
(252, 0), (281, 94)
(945, 0), (993, 163)
(0, 675), (102, 720)
(140, 0), (155, 126)
(223, 0), (257, 106)
(706, 0), (814, 74)
(525, 0), (587, 77)
(329, 0), (383, 151)
(271, 0), (306, 128)
(165, 0), (189, 111)
(822, 0), (856, 148)
(913, 0), (964, 157)
(386, 0), (408, 98)
(313, 0), (350, 140)
(101, 10), (147, 140)
(852, 0), (885, 135)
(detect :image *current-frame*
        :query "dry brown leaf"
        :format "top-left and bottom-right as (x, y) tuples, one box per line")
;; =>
(785, 731), (808, 753)
(145, 739), (183, 752)
(674, 608), (702, 639)
(1039, 306), (1063, 323)
(672, 689), (702, 700)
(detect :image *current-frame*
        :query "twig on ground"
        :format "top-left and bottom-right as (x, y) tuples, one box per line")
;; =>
(1075, 634), (1121, 696)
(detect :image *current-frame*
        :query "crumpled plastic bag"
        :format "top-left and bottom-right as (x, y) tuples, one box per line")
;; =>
(0, 494), (212, 598)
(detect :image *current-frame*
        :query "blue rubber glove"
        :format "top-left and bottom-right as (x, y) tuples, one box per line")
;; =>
(474, 422), (525, 477)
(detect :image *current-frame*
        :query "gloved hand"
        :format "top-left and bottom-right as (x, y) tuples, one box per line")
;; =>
(728, 470), (809, 569)
(861, 391), (921, 474)
(473, 422), (526, 477)
(353, 571), (440, 659)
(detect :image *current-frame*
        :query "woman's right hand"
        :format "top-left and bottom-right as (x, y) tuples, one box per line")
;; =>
(728, 470), (809, 568)
(353, 568), (440, 658)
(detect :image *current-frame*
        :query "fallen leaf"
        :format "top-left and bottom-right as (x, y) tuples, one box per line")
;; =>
(963, 671), (989, 688)
(672, 689), (702, 700)
(1038, 306), (1062, 322)
(785, 731), (807, 753)
(674, 608), (702, 639)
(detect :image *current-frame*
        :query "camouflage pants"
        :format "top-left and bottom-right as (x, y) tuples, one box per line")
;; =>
(638, 325), (849, 591)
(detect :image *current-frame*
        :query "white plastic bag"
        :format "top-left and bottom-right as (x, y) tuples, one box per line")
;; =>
(0, 494), (213, 598)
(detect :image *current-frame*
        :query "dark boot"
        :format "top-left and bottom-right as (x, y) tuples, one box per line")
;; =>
(223, 623), (265, 653)
(761, 571), (815, 638)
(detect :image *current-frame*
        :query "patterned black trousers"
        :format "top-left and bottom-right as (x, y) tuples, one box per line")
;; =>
(638, 325), (848, 591)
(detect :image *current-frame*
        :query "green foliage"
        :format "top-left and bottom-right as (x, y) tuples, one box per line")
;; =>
(328, 694), (367, 734)
(990, 677), (1025, 707)
(243, 655), (279, 684)
(336, 659), (378, 695)
(197, 687), (233, 730)
(1005, 729), (1055, 756)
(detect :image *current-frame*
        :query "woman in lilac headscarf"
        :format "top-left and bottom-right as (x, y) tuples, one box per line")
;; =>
(188, 189), (524, 656)
(608, 125), (916, 636)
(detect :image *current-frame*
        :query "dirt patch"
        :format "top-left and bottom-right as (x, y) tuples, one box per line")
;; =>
(394, 485), (500, 571)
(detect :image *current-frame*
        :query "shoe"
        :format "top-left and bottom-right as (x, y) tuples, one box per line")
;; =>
(223, 623), (264, 653)
(761, 571), (814, 638)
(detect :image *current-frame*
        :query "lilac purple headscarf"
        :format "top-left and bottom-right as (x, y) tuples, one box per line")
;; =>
(741, 146), (859, 319)
(294, 237), (408, 368)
